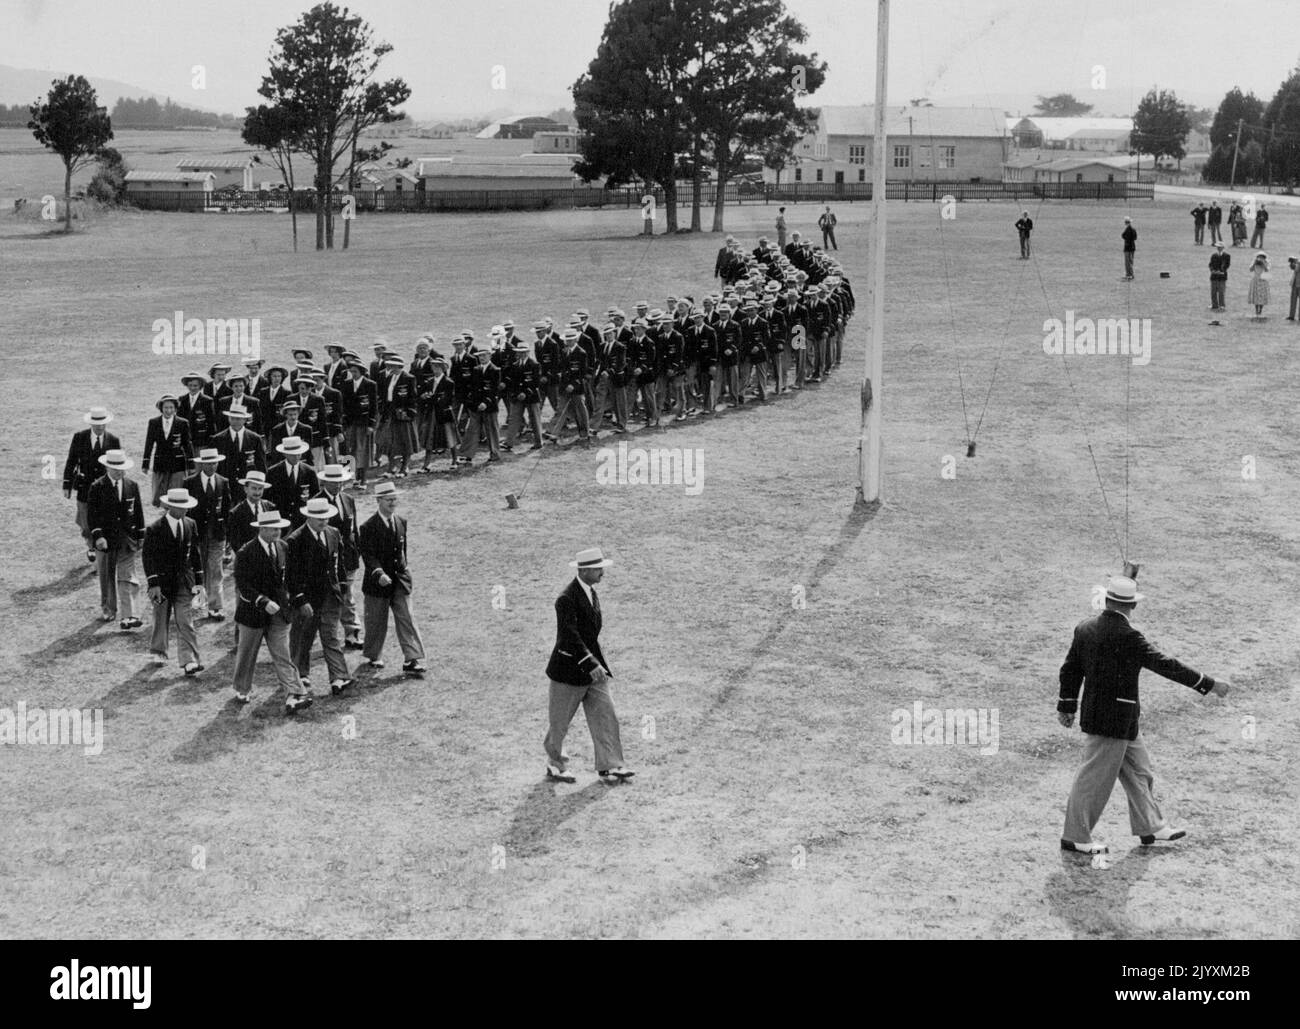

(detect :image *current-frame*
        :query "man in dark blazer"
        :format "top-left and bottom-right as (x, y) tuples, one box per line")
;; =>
(358, 482), (426, 676)
(314, 463), (363, 648)
(339, 360), (379, 491)
(457, 348), (501, 465)
(225, 470), (275, 555)
(87, 448), (144, 628)
(232, 508), (311, 713)
(543, 331), (591, 446)
(310, 368), (343, 466)
(64, 406), (121, 562)
(543, 548), (632, 784)
(501, 341), (545, 452)
(418, 358), (460, 472)
(589, 322), (628, 436)
(267, 438), (319, 529)
(289, 376), (330, 464)
(211, 405), (266, 505)
(142, 487), (205, 675)
(286, 496), (353, 694)
(178, 374), (216, 450)
(141, 394), (193, 507)
(183, 448), (232, 620)
(1057, 575), (1230, 855)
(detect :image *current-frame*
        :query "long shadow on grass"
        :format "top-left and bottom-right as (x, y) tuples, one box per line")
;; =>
(685, 500), (880, 736)
(501, 780), (610, 858)
(94, 663), (178, 718)
(11, 564), (95, 605)
(25, 618), (110, 668)
(1044, 847), (1176, 939)
(171, 694), (294, 763)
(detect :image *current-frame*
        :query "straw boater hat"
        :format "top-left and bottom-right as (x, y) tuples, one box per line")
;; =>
(373, 481), (400, 499)
(275, 437), (310, 456)
(224, 404), (251, 420)
(180, 371), (205, 388)
(194, 447), (221, 464)
(160, 487), (199, 510)
(279, 399), (301, 414)
(251, 508), (290, 529)
(83, 406), (113, 425)
(318, 463), (352, 483)
(300, 496), (338, 520)
(511, 340), (530, 352)
(326, 342), (345, 353)
(569, 547), (613, 569)
(265, 365), (289, 380)
(98, 448), (133, 470)
(156, 394), (179, 411)
(239, 469), (268, 488)
(1103, 575), (1144, 604)
(208, 362), (231, 375)
(291, 348), (313, 360)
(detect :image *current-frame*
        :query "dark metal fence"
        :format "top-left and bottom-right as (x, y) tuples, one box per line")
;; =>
(125, 178), (1154, 214)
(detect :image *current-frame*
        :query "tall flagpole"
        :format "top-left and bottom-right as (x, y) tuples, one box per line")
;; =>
(856, 0), (888, 507)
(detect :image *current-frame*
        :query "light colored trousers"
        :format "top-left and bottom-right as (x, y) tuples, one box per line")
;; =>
(590, 375), (627, 429)
(362, 588), (426, 662)
(290, 595), (349, 681)
(98, 543), (139, 619)
(340, 570), (361, 641)
(1063, 732), (1167, 844)
(504, 400), (544, 446)
(200, 536), (224, 612)
(150, 592), (200, 666)
(459, 410), (500, 460)
(544, 677), (625, 773)
(232, 618), (303, 697)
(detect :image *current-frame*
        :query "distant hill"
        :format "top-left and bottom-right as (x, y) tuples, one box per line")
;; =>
(0, 64), (173, 109)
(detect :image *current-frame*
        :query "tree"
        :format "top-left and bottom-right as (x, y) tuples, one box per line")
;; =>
(1263, 65), (1300, 186)
(1202, 87), (1265, 184)
(256, 3), (410, 250)
(336, 82), (409, 250)
(1131, 87), (1190, 172)
(243, 101), (311, 251)
(86, 146), (128, 205)
(28, 75), (113, 232)
(687, 0), (825, 231)
(762, 122), (803, 188)
(1033, 93), (1093, 117)
(572, 0), (694, 233)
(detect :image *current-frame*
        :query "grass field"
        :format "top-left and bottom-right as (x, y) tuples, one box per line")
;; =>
(1, 193), (1297, 939)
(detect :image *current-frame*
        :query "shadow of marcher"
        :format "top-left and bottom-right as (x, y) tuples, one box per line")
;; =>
(1045, 845), (1182, 939)
(11, 563), (95, 605)
(500, 779), (612, 858)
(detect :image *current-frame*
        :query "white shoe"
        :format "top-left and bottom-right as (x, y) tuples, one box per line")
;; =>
(1060, 839), (1108, 854)
(1140, 826), (1187, 845)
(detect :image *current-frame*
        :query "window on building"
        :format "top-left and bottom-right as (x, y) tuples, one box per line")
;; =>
(918, 145), (932, 168)
(939, 146), (956, 169)
(893, 145), (910, 168)
(815, 168), (823, 182)
(794, 168), (802, 182)
(1107, 174), (1115, 183)
(858, 168), (866, 182)
(849, 144), (866, 165)
(1076, 173), (1084, 183)
(814, 142), (828, 158)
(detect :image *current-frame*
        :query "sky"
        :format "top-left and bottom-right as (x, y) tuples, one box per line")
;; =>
(2, 0), (1297, 120)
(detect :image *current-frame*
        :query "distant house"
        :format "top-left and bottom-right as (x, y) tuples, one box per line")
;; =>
(1008, 117), (1133, 152)
(414, 154), (575, 192)
(1003, 153), (1145, 184)
(771, 105), (1008, 187)
(356, 164), (421, 192)
(476, 116), (569, 140)
(174, 156), (255, 190)
(125, 170), (216, 209)
(532, 130), (581, 154)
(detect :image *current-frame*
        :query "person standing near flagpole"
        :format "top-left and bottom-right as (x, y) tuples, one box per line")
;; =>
(543, 548), (633, 785)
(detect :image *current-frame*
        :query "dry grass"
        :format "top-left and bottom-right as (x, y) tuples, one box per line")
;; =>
(1, 192), (1296, 939)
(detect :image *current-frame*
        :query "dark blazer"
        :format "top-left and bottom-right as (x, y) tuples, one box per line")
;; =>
(266, 420), (317, 462)
(211, 427), (267, 499)
(468, 363), (502, 413)
(289, 392), (330, 441)
(557, 346), (591, 393)
(182, 470), (232, 541)
(178, 392), (217, 447)
(63, 429), (122, 502)
(313, 487), (359, 572)
(266, 460), (319, 528)
(87, 474), (144, 549)
(428, 376), (457, 426)
(323, 360), (349, 393)
(234, 536), (292, 629)
(225, 497), (275, 555)
(545, 578), (610, 686)
(217, 392), (264, 435)
(378, 372), (419, 423)
(503, 356), (542, 406)
(285, 522), (345, 608)
(340, 375), (379, 428)
(359, 512), (412, 598)
(141, 415), (193, 475)
(142, 514), (204, 597)
(1058, 609), (1215, 740)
